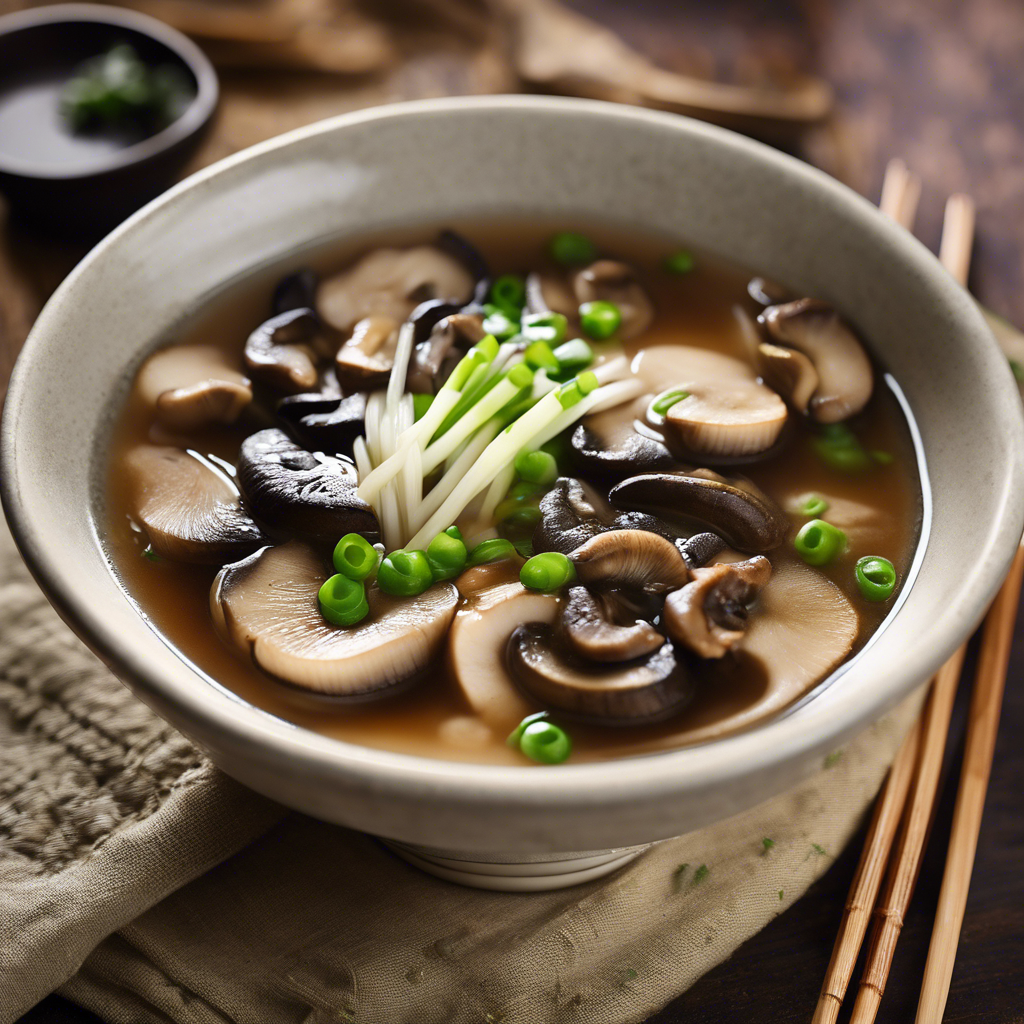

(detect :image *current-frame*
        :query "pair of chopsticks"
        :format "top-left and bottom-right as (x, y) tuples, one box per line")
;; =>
(813, 160), (1024, 1024)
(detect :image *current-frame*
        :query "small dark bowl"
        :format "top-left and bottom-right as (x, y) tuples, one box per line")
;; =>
(0, 3), (218, 238)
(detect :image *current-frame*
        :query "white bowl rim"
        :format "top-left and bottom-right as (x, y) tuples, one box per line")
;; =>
(4, 95), (1023, 814)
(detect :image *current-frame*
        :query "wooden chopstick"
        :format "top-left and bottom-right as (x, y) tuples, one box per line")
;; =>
(809, 158), (926, 1024)
(915, 546), (1024, 1021)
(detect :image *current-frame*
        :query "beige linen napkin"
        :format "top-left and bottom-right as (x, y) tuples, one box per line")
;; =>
(0, 511), (923, 1024)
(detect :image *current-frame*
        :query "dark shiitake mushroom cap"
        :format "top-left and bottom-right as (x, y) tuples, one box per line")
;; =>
(125, 445), (266, 563)
(334, 315), (400, 394)
(277, 391), (366, 457)
(570, 396), (677, 481)
(212, 541), (457, 699)
(407, 311), (486, 394)
(556, 586), (664, 662)
(272, 268), (318, 316)
(244, 307), (331, 396)
(236, 428), (378, 545)
(610, 471), (789, 553)
(533, 477), (677, 557)
(508, 625), (693, 724)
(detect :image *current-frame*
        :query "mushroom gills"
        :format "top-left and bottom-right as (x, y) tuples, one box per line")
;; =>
(244, 307), (330, 396)
(508, 626), (693, 725)
(610, 471), (789, 553)
(316, 245), (475, 334)
(556, 585), (664, 662)
(125, 445), (266, 563)
(135, 345), (252, 432)
(656, 379), (788, 459)
(212, 541), (457, 699)
(663, 556), (772, 658)
(760, 299), (873, 423)
(236, 428), (378, 544)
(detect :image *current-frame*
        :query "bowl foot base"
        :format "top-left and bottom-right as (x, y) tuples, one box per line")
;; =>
(382, 841), (650, 891)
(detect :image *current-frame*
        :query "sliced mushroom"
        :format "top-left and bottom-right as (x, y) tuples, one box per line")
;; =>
(740, 560), (859, 694)
(747, 276), (790, 307)
(124, 445), (266, 563)
(675, 531), (726, 570)
(573, 260), (653, 339)
(436, 228), (490, 306)
(631, 344), (757, 391)
(407, 312), (486, 394)
(663, 555), (772, 658)
(334, 315), (400, 394)
(136, 345), (252, 432)
(244, 307), (332, 396)
(272, 268), (318, 316)
(277, 391), (366, 457)
(316, 246), (475, 334)
(446, 576), (560, 729)
(756, 341), (820, 414)
(212, 541), (457, 699)
(525, 271), (577, 317)
(571, 529), (691, 593)
(533, 476), (677, 557)
(236, 428), (378, 544)
(760, 299), (873, 422)
(610, 471), (789, 553)
(556, 585), (664, 662)
(571, 394), (677, 481)
(508, 626), (693, 724)
(654, 379), (788, 459)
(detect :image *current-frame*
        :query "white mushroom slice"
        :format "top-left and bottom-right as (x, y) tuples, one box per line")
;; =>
(573, 260), (653, 339)
(125, 445), (265, 563)
(316, 246), (475, 334)
(136, 345), (252, 431)
(658, 379), (788, 458)
(756, 341), (820, 414)
(570, 529), (691, 593)
(761, 300), (873, 423)
(739, 560), (859, 696)
(212, 542), (457, 698)
(446, 578), (560, 730)
(334, 315), (400, 393)
(630, 344), (756, 392)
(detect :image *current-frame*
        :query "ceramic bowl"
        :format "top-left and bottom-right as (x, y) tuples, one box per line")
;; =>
(0, 3), (218, 237)
(3, 98), (1022, 888)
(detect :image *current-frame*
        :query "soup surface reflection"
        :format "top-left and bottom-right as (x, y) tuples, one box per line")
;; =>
(104, 220), (922, 765)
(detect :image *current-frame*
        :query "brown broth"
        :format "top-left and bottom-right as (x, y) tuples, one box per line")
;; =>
(102, 219), (923, 765)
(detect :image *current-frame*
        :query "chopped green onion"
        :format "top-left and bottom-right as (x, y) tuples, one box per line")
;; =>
(855, 556), (897, 601)
(482, 309), (519, 340)
(663, 250), (695, 274)
(794, 519), (847, 566)
(377, 550), (434, 596)
(552, 338), (593, 372)
(515, 449), (559, 485)
(446, 335), (499, 391)
(444, 524), (463, 541)
(555, 371), (598, 410)
(142, 546), (160, 563)
(511, 536), (534, 559)
(426, 529), (468, 580)
(519, 719), (572, 764)
(412, 393), (434, 421)
(490, 274), (527, 315)
(507, 711), (549, 748)
(521, 551), (576, 591)
(318, 574), (369, 626)
(549, 232), (596, 266)
(522, 312), (568, 346)
(467, 538), (518, 566)
(812, 423), (873, 473)
(651, 388), (690, 416)
(524, 340), (560, 372)
(579, 300), (621, 340)
(872, 450), (894, 466)
(798, 494), (829, 518)
(1011, 358), (1024, 382)
(502, 506), (542, 530)
(332, 533), (379, 581)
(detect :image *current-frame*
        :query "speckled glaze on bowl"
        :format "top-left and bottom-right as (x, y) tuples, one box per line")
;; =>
(3, 98), (1022, 884)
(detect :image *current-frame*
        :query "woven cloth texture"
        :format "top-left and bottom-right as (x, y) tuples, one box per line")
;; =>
(0, 507), (923, 1024)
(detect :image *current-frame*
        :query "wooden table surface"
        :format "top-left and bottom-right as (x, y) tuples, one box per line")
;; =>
(7, 0), (1023, 1021)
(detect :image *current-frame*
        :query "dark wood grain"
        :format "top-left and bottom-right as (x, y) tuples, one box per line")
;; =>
(7, 1), (1024, 1021)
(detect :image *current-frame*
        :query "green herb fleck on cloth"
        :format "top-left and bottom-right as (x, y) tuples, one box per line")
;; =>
(1011, 358), (1024, 382)
(824, 750), (843, 768)
(811, 843), (828, 856)
(672, 863), (689, 891)
(779, 889), (784, 900)
(693, 864), (709, 884)
(761, 837), (775, 853)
